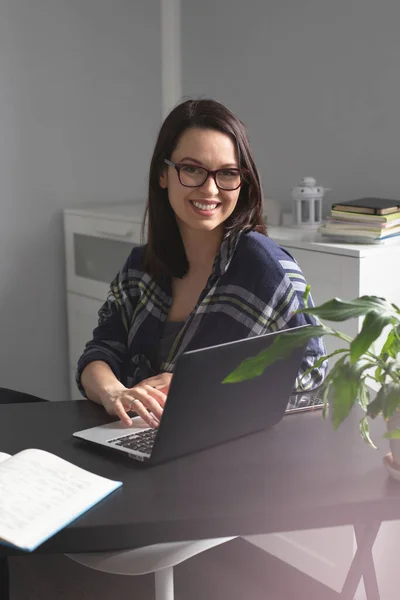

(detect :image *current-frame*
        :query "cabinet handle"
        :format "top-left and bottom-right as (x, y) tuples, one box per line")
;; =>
(95, 228), (134, 239)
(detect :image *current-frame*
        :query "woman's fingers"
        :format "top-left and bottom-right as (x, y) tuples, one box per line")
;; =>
(130, 387), (166, 420)
(121, 387), (167, 427)
(156, 384), (170, 395)
(104, 397), (133, 427)
(127, 398), (159, 428)
(143, 385), (167, 408)
(102, 385), (168, 428)
(135, 400), (160, 428)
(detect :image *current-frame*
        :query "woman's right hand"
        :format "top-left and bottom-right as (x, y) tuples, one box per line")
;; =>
(101, 383), (167, 428)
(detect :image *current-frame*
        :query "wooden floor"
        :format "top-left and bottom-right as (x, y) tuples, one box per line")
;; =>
(7, 538), (338, 600)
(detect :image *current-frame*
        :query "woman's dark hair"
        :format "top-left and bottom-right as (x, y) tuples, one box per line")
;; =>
(143, 98), (266, 278)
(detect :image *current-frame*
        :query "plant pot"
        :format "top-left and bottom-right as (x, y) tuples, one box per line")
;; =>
(386, 412), (400, 470)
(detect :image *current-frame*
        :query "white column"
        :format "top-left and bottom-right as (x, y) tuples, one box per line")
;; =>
(296, 198), (302, 225)
(161, 0), (182, 121)
(308, 197), (315, 225)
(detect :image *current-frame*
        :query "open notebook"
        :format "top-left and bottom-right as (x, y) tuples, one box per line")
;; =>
(0, 449), (122, 552)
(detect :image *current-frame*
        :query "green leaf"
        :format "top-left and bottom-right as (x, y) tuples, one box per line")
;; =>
(324, 348), (349, 360)
(222, 325), (327, 384)
(375, 365), (385, 384)
(387, 359), (400, 377)
(391, 358), (400, 369)
(350, 311), (394, 363)
(358, 381), (370, 411)
(299, 348), (348, 382)
(299, 296), (397, 322)
(321, 378), (333, 420)
(359, 416), (377, 448)
(367, 388), (385, 418)
(382, 383), (400, 419)
(384, 428), (400, 440)
(330, 361), (363, 428)
(322, 402), (329, 419)
(303, 285), (311, 308)
(367, 384), (400, 420)
(381, 328), (400, 359)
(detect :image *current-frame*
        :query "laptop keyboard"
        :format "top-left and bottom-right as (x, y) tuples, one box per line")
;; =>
(108, 428), (158, 455)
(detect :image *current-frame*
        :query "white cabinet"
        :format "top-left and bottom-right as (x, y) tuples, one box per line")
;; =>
(64, 202), (145, 398)
(268, 227), (400, 372)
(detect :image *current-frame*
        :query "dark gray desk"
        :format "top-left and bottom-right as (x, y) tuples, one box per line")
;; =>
(1, 400), (399, 599)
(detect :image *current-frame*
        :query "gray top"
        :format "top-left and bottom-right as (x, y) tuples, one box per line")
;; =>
(158, 321), (184, 367)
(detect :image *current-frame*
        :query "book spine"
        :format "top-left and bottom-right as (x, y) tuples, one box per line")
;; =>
(331, 204), (376, 215)
(330, 210), (395, 222)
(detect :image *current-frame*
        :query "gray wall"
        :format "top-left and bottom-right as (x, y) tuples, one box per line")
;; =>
(0, 0), (161, 400)
(182, 0), (400, 215)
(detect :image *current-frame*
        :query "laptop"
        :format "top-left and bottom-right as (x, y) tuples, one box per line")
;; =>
(73, 325), (312, 465)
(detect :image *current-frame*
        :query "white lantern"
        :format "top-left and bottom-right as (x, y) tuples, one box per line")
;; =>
(291, 177), (331, 229)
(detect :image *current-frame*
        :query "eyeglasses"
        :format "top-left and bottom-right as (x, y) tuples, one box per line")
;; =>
(164, 159), (245, 191)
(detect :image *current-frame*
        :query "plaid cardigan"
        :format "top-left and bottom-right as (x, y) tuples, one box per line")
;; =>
(76, 230), (327, 394)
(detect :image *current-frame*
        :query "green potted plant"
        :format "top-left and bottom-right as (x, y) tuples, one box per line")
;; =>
(223, 290), (400, 476)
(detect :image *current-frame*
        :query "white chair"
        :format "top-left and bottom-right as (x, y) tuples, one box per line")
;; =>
(67, 537), (236, 600)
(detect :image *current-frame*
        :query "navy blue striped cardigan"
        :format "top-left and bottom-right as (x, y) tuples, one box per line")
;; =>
(77, 230), (327, 394)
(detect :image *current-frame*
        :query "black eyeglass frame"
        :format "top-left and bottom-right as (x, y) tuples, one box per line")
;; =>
(164, 158), (246, 191)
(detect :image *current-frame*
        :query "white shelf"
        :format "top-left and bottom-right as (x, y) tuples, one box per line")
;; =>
(64, 201), (146, 222)
(268, 226), (400, 258)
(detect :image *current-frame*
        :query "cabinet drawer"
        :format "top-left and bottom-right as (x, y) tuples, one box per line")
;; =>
(64, 213), (142, 299)
(65, 213), (143, 242)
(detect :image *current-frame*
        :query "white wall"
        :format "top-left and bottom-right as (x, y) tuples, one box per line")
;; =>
(0, 0), (161, 400)
(182, 0), (400, 214)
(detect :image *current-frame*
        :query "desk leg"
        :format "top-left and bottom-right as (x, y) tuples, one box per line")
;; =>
(354, 524), (381, 600)
(340, 521), (381, 600)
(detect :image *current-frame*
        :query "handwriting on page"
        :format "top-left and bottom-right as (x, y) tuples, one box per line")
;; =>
(0, 450), (104, 540)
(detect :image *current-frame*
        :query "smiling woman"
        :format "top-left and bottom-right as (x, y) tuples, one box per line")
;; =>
(158, 127), (243, 275)
(76, 98), (328, 428)
(160, 128), (242, 238)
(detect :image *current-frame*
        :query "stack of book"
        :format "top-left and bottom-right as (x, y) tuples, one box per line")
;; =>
(319, 197), (400, 243)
